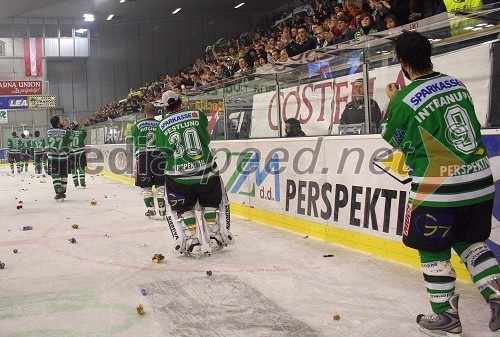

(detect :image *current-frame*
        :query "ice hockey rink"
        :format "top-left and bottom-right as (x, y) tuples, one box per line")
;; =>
(0, 166), (497, 337)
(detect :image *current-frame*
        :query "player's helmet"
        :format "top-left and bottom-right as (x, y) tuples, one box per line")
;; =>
(50, 115), (60, 128)
(161, 90), (181, 110)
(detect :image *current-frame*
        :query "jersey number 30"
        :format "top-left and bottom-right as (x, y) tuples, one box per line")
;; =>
(168, 127), (202, 159)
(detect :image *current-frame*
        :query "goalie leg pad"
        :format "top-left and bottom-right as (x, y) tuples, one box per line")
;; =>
(202, 204), (234, 251)
(165, 204), (199, 255)
(218, 180), (234, 246)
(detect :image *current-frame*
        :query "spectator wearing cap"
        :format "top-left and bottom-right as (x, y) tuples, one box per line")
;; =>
(284, 118), (306, 137)
(333, 15), (356, 44)
(283, 25), (317, 57)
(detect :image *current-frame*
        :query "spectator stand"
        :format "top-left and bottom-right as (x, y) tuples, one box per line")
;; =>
(86, 3), (499, 143)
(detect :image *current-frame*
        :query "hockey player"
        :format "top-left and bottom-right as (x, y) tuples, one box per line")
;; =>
(7, 131), (22, 174)
(156, 90), (234, 257)
(20, 133), (31, 172)
(47, 116), (72, 200)
(69, 119), (88, 188)
(132, 103), (166, 219)
(31, 131), (46, 174)
(381, 31), (500, 336)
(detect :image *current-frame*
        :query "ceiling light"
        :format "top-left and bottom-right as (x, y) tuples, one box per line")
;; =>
(172, 8), (181, 14)
(107, 14), (114, 20)
(120, 0), (126, 3)
(234, 3), (245, 8)
(83, 14), (95, 22)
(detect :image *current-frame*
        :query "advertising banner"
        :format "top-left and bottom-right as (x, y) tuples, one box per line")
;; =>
(0, 110), (7, 124)
(251, 43), (492, 137)
(28, 95), (56, 109)
(214, 131), (500, 248)
(0, 96), (28, 109)
(0, 81), (42, 95)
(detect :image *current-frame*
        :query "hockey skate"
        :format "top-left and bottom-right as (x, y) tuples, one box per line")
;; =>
(158, 207), (166, 219)
(54, 188), (67, 202)
(487, 276), (500, 331)
(416, 294), (462, 336)
(54, 193), (66, 202)
(145, 210), (156, 219)
(184, 238), (202, 258)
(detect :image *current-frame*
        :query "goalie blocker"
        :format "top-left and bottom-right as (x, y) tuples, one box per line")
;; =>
(165, 176), (234, 256)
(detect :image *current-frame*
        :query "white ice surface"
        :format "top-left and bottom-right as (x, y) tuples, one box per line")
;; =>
(0, 167), (497, 337)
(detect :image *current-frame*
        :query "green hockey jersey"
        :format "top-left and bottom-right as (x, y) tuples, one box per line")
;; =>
(156, 108), (218, 185)
(70, 129), (87, 149)
(132, 118), (160, 153)
(381, 72), (494, 207)
(69, 129), (87, 157)
(7, 136), (22, 154)
(31, 136), (46, 153)
(47, 128), (72, 160)
(20, 137), (30, 152)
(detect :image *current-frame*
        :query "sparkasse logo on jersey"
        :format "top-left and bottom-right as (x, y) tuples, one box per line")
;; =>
(225, 151), (280, 202)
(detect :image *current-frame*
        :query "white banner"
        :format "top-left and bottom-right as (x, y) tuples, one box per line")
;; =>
(251, 43), (492, 137)
(213, 132), (500, 245)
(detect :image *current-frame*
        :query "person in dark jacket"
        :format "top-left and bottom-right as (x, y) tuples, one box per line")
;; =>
(284, 118), (306, 137)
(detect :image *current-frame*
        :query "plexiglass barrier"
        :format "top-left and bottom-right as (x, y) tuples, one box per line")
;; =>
(87, 5), (499, 144)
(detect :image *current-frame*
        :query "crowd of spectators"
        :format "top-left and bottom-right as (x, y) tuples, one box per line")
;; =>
(84, 0), (486, 126)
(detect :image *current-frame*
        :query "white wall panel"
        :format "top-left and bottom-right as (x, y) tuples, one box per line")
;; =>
(74, 38), (88, 57)
(44, 38), (59, 57)
(59, 38), (74, 57)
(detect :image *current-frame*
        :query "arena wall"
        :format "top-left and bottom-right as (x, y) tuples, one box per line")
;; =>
(91, 129), (500, 281)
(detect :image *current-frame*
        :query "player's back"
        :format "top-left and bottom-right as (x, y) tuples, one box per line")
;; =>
(157, 108), (216, 185)
(70, 129), (87, 150)
(383, 72), (494, 207)
(31, 137), (45, 152)
(132, 118), (160, 153)
(8, 137), (21, 153)
(47, 128), (71, 154)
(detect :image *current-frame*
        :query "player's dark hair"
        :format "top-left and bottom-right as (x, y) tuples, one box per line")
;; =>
(12, 131), (17, 137)
(50, 115), (60, 128)
(394, 31), (433, 74)
(167, 96), (182, 110)
(34, 130), (40, 137)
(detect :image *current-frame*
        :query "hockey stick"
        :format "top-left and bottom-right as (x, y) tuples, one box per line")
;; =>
(372, 149), (412, 185)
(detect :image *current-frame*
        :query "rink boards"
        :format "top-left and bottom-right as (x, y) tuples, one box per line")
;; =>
(91, 130), (500, 281)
